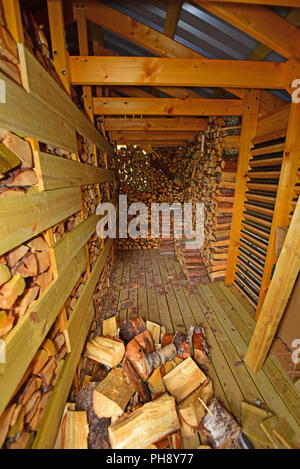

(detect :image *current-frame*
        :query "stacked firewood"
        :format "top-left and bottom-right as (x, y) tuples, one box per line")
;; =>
(64, 271), (88, 321)
(88, 233), (103, 271)
(51, 212), (82, 244)
(0, 312), (68, 449)
(116, 145), (187, 250)
(77, 135), (96, 166)
(175, 118), (240, 282)
(0, 129), (38, 195)
(0, 5), (21, 84)
(56, 317), (245, 450)
(81, 184), (100, 219)
(0, 234), (53, 339)
(175, 239), (209, 284)
(69, 249), (114, 400)
(39, 142), (73, 160)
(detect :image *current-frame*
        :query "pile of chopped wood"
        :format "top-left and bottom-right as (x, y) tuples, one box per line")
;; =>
(56, 317), (246, 450)
(0, 312), (68, 449)
(175, 239), (209, 284)
(0, 234), (53, 338)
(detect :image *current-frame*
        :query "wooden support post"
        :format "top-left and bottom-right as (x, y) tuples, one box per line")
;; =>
(75, 2), (94, 122)
(255, 102), (300, 318)
(2, 0), (24, 43)
(163, 0), (183, 39)
(47, 0), (71, 95)
(245, 196), (300, 373)
(225, 90), (260, 284)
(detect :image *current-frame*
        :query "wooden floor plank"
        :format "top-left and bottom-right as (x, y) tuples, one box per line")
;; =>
(118, 250), (131, 321)
(155, 252), (186, 334)
(137, 249), (148, 319)
(208, 283), (300, 434)
(149, 250), (173, 332)
(128, 250), (138, 319)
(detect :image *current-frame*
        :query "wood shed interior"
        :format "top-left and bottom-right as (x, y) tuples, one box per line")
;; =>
(0, 0), (299, 450)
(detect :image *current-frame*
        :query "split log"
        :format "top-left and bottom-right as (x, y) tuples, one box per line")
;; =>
(0, 404), (16, 447)
(102, 316), (118, 337)
(0, 263), (11, 287)
(201, 398), (241, 449)
(87, 336), (125, 368)
(122, 358), (151, 403)
(119, 317), (146, 344)
(0, 130), (33, 168)
(146, 320), (160, 344)
(6, 245), (29, 267)
(27, 236), (49, 252)
(0, 274), (26, 309)
(178, 379), (214, 428)
(108, 393), (180, 449)
(126, 339), (176, 381)
(163, 357), (207, 403)
(2, 169), (38, 186)
(147, 367), (166, 396)
(12, 252), (38, 277)
(34, 271), (53, 295)
(14, 285), (40, 320)
(0, 142), (20, 173)
(93, 368), (134, 418)
(134, 330), (155, 354)
(173, 332), (190, 359)
(35, 251), (51, 273)
(193, 325), (211, 368)
(64, 411), (89, 449)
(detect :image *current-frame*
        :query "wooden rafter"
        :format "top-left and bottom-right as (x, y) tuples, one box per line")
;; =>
(2, 0), (24, 43)
(93, 97), (243, 116)
(245, 195), (300, 373)
(104, 117), (208, 131)
(255, 102), (300, 319)
(109, 131), (196, 141)
(225, 90), (261, 284)
(74, 3), (94, 122)
(163, 0), (183, 38)
(70, 56), (286, 89)
(83, 1), (283, 114)
(47, 0), (71, 95)
(195, 2), (300, 59)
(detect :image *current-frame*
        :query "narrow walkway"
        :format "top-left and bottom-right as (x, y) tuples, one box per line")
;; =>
(100, 249), (300, 447)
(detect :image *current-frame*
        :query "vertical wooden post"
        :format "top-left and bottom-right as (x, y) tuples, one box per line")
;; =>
(245, 195), (300, 373)
(255, 102), (300, 319)
(47, 0), (71, 95)
(2, 0), (24, 43)
(225, 90), (260, 285)
(74, 2), (94, 122)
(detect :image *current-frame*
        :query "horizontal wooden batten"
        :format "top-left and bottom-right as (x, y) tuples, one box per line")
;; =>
(18, 44), (113, 155)
(122, 141), (186, 147)
(70, 56), (286, 89)
(0, 72), (76, 153)
(0, 249), (87, 417)
(34, 151), (115, 191)
(110, 131), (197, 141)
(196, 1), (300, 5)
(0, 187), (82, 256)
(254, 106), (289, 143)
(94, 98), (243, 116)
(53, 198), (116, 275)
(104, 117), (208, 131)
(33, 300), (94, 449)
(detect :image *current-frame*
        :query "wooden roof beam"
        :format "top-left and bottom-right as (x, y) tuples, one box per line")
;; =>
(104, 117), (208, 131)
(109, 131), (196, 141)
(93, 97), (243, 116)
(83, 1), (284, 115)
(195, 2), (300, 59)
(69, 56), (286, 89)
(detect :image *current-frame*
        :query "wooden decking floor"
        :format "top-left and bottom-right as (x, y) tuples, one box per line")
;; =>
(101, 249), (300, 448)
